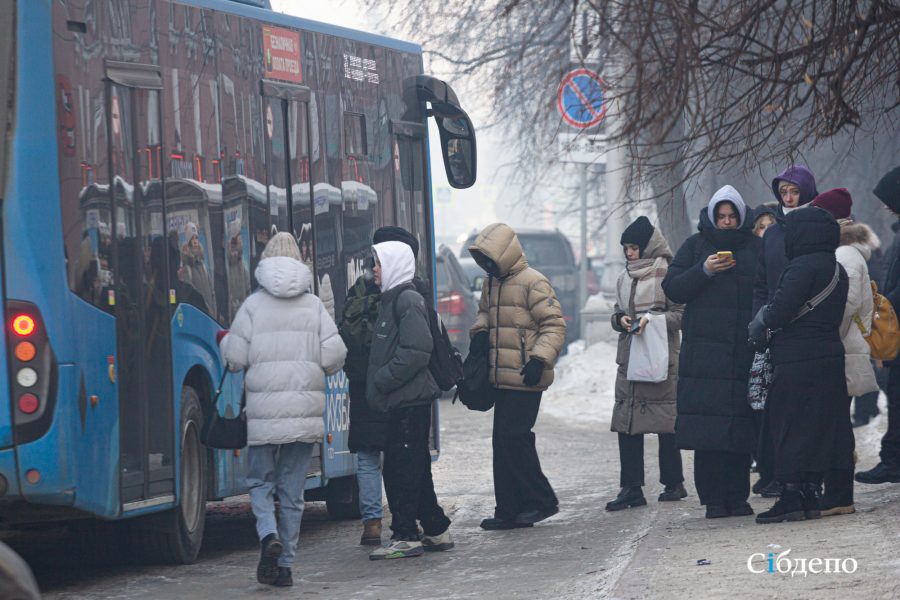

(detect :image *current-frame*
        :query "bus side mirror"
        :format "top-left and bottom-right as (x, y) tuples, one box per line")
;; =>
(414, 76), (477, 189)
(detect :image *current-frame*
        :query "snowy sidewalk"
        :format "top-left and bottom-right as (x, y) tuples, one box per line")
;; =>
(544, 339), (900, 599)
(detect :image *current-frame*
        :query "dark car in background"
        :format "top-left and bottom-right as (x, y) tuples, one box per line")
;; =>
(461, 228), (580, 345)
(436, 245), (478, 357)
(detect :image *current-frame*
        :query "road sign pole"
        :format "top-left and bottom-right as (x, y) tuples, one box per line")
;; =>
(579, 167), (588, 340)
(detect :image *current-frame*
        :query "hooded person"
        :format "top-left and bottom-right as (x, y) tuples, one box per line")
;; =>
(181, 222), (216, 314)
(662, 185), (761, 518)
(749, 165), (818, 498)
(338, 226), (423, 547)
(752, 204), (778, 238)
(606, 217), (687, 512)
(857, 166), (900, 485)
(219, 232), (347, 586)
(749, 207), (850, 524)
(225, 218), (251, 322)
(365, 240), (452, 560)
(468, 223), (566, 531)
(809, 189), (877, 516)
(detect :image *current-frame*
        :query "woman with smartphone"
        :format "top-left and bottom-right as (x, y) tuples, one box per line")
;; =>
(607, 217), (686, 511)
(662, 186), (762, 518)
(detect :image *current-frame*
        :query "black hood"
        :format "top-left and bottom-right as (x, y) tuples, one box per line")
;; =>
(783, 207), (839, 260)
(697, 206), (754, 250)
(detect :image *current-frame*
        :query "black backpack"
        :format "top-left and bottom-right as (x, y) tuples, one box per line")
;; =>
(394, 290), (464, 391)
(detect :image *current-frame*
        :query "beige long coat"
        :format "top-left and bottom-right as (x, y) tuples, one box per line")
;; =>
(470, 224), (567, 392)
(610, 230), (683, 435)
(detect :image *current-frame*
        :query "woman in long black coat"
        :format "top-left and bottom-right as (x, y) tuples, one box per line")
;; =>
(662, 185), (761, 519)
(750, 207), (849, 524)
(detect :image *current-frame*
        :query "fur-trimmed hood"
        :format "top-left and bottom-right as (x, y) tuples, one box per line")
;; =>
(840, 222), (880, 251)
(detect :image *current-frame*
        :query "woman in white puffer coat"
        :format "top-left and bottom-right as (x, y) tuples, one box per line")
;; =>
(219, 232), (346, 587)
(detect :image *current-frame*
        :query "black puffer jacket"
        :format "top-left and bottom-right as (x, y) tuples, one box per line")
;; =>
(366, 282), (441, 413)
(662, 208), (760, 454)
(762, 207), (850, 478)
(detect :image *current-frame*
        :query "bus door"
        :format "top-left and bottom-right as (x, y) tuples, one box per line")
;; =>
(259, 81), (324, 473)
(389, 120), (439, 454)
(390, 121), (430, 277)
(105, 63), (176, 509)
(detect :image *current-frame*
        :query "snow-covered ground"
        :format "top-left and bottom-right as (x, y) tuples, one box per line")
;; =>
(542, 339), (618, 426)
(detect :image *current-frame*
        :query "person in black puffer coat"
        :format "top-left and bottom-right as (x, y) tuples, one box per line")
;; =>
(750, 207), (849, 524)
(662, 185), (761, 519)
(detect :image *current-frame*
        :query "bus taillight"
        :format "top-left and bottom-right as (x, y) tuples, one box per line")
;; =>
(12, 314), (35, 337)
(6, 302), (57, 444)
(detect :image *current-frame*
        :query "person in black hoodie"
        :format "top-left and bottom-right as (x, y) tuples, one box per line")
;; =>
(750, 207), (849, 523)
(857, 166), (900, 484)
(662, 185), (761, 519)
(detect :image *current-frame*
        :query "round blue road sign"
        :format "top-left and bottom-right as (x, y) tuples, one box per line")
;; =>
(556, 68), (606, 129)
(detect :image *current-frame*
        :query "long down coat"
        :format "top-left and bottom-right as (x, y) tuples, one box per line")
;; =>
(762, 207), (850, 478)
(610, 229), (684, 435)
(662, 208), (760, 454)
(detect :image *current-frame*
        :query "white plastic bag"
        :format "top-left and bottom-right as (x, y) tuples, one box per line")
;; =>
(626, 313), (668, 383)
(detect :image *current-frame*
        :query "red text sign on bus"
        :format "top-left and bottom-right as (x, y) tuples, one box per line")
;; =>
(263, 26), (302, 84)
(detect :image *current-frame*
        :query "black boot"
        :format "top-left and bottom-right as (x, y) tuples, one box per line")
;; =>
(759, 480), (783, 498)
(800, 483), (821, 520)
(273, 567), (293, 587)
(821, 469), (855, 516)
(658, 483), (688, 502)
(257, 533), (283, 585)
(756, 483), (805, 524)
(605, 487), (647, 511)
(855, 462), (900, 484)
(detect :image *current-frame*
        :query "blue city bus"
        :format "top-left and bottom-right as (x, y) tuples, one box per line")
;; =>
(0, 0), (476, 563)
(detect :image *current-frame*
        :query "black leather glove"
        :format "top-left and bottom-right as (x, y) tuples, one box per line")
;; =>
(748, 306), (770, 352)
(520, 357), (545, 386)
(471, 330), (489, 354)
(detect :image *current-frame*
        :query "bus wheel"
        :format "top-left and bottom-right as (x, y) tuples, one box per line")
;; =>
(325, 475), (361, 520)
(135, 387), (207, 564)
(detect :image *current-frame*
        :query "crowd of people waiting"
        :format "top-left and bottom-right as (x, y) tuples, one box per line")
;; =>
(210, 162), (900, 587)
(607, 164), (900, 524)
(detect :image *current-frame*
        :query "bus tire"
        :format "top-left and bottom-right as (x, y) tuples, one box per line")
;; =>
(134, 387), (207, 564)
(325, 475), (361, 520)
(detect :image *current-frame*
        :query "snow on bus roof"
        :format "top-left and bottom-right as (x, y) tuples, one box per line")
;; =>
(183, 0), (422, 55)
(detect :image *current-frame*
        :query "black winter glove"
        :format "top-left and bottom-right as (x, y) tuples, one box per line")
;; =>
(471, 330), (489, 354)
(520, 357), (545, 387)
(748, 306), (770, 352)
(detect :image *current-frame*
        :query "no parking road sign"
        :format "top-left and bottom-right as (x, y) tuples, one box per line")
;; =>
(556, 68), (606, 129)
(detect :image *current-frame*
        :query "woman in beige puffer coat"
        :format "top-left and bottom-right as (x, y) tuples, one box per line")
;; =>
(468, 223), (566, 530)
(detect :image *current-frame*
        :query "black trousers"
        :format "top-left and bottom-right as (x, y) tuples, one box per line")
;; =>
(492, 390), (558, 520)
(853, 390), (880, 421)
(880, 366), (900, 467)
(752, 410), (775, 483)
(382, 403), (450, 541)
(823, 396), (855, 503)
(693, 450), (751, 506)
(618, 433), (683, 488)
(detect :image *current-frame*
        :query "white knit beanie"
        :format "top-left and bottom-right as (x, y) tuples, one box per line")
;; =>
(261, 231), (302, 261)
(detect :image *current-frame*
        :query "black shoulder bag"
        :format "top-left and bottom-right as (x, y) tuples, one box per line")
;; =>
(200, 367), (247, 449)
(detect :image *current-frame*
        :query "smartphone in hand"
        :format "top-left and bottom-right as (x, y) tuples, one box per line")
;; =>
(716, 251), (733, 261)
(629, 320), (642, 334)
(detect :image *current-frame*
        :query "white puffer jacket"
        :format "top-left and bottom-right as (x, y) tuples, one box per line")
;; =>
(220, 256), (347, 445)
(836, 223), (879, 397)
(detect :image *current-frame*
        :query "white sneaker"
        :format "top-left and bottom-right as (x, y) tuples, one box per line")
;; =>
(369, 539), (424, 560)
(421, 529), (454, 552)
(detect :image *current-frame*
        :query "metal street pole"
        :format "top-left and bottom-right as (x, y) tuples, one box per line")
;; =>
(579, 166), (588, 340)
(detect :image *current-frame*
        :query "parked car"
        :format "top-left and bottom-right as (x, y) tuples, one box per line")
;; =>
(457, 256), (484, 301)
(436, 245), (478, 358)
(461, 228), (580, 345)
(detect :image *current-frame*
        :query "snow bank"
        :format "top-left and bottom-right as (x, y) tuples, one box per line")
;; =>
(542, 340), (618, 426)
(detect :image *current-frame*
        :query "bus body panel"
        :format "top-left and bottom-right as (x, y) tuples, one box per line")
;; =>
(0, 0), (453, 531)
